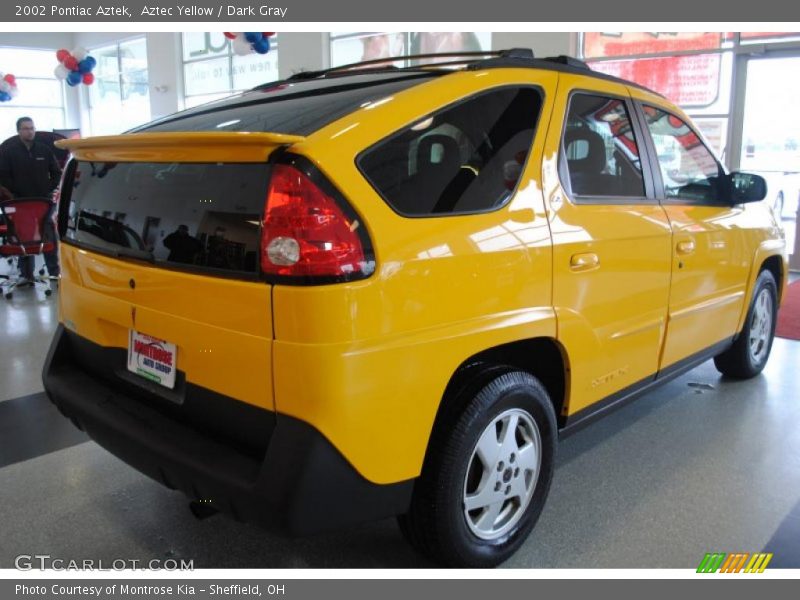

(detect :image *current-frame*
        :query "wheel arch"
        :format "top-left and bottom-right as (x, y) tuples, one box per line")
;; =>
(761, 254), (785, 302)
(424, 337), (569, 462)
(736, 243), (788, 334)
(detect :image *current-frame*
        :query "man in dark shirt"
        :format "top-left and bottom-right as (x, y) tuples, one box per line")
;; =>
(163, 225), (203, 264)
(0, 117), (62, 280)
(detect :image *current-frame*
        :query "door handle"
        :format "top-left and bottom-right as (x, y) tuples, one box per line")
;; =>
(570, 253), (599, 271)
(676, 240), (695, 255)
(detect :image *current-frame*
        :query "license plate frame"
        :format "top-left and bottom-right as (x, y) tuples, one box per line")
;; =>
(127, 330), (177, 390)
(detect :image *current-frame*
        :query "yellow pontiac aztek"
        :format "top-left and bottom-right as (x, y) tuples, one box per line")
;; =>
(44, 49), (787, 567)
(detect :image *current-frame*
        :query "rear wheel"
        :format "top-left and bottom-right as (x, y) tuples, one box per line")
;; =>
(399, 371), (557, 567)
(714, 270), (778, 378)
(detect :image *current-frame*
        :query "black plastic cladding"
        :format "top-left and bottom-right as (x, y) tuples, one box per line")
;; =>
(263, 153), (377, 286)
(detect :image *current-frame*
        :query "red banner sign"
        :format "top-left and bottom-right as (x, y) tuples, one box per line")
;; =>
(583, 32), (723, 58)
(590, 54), (721, 108)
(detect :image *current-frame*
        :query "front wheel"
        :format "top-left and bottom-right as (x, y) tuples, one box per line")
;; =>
(399, 371), (557, 567)
(714, 270), (778, 378)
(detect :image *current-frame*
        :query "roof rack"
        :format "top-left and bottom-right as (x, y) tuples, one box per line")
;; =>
(276, 48), (660, 98)
(285, 48), (547, 81)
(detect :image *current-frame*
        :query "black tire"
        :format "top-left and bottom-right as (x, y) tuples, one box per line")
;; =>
(399, 371), (557, 567)
(714, 270), (778, 378)
(4, 292), (11, 300)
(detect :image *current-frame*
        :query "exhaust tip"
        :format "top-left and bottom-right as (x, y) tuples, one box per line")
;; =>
(189, 500), (219, 520)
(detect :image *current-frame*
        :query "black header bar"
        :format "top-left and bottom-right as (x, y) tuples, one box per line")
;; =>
(1, 0), (798, 22)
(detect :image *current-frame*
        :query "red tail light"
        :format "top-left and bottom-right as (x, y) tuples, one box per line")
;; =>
(261, 162), (373, 282)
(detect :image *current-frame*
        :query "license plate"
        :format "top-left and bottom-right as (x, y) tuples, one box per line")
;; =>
(127, 330), (177, 389)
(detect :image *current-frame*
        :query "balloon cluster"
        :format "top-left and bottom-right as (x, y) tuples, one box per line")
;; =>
(54, 47), (97, 87)
(223, 32), (276, 56)
(0, 72), (19, 102)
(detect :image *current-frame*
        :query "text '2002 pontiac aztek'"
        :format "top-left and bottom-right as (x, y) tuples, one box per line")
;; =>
(44, 49), (787, 567)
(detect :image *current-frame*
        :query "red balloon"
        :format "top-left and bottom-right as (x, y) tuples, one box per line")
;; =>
(56, 49), (70, 63)
(82, 72), (95, 85)
(63, 56), (79, 71)
(263, 32), (275, 37)
(3, 74), (15, 85)
(223, 32), (237, 39)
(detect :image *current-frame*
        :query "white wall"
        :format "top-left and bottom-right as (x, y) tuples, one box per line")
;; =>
(144, 33), (183, 119)
(0, 32), (74, 50)
(492, 33), (575, 57)
(278, 33), (327, 78)
(73, 32), (147, 48)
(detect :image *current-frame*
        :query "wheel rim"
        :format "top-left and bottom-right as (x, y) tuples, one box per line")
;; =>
(463, 408), (541, 540)
(749, 288), (773, 364)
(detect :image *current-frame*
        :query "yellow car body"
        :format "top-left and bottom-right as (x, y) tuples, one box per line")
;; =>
(44, 51), (787, 567)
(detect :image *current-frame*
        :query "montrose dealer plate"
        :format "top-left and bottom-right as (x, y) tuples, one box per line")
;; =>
(127, 330), (177, 389)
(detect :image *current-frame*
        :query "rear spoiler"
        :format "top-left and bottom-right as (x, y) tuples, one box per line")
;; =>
(56, 132), (305, 163)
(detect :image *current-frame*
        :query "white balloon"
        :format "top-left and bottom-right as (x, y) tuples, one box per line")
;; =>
(9, 86), (19, 98)
(54, 64), (69, 80)
(232, 37), (252, 56)
(235, 32), (246, 40)
(72, 47), (88, 61)
(0, 81), (9, 93)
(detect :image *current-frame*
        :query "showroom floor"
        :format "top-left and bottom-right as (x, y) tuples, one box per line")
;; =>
(1, 259), (799, 569)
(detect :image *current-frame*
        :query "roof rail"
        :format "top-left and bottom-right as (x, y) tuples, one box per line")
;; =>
(542, 55), (591, 70)
(285, 49), (537, 82)
(273, 49), (663, 98)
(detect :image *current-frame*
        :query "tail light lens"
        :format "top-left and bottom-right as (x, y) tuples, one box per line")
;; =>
(261, 161), (374, 282)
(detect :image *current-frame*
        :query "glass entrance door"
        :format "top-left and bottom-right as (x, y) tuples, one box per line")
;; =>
(740, 55), (800, 257)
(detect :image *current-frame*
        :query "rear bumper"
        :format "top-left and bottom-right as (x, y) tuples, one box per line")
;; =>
(42, 325), (413, 535)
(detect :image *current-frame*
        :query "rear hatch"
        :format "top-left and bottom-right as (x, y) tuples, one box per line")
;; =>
(53, 71), (440, 456)
(55, 133), (295, 454)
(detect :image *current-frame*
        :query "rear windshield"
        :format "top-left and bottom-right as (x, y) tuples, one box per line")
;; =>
(61, 161), (270, 277)
(138, 72), (439, 136)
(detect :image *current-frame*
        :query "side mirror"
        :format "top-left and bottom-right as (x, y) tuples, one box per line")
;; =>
(728, 172), (767, 204)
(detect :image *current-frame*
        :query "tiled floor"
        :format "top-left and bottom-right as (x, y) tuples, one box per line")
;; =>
(1, 270), (799, 568)
(0, 254), (58, 402)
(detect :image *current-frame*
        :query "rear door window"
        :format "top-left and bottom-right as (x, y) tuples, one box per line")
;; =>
(561, 93), (646, 200)
(357, 86), (543, 216)
(61, 161), (270, 277)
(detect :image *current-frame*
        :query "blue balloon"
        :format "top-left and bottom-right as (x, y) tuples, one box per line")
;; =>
(0, 91), (10, 102)
(78, 56), (97, 73)
(244, 32), (263, 43)
(66, 71), (82, 86)
(253, 38), (270, 54)
(66, 78), (79, 87)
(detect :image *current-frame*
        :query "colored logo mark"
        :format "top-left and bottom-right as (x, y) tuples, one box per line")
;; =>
(697, 552), (773, 573)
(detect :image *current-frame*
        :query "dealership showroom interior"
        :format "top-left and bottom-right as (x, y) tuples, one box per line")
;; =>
(0, 30), (799, 569)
